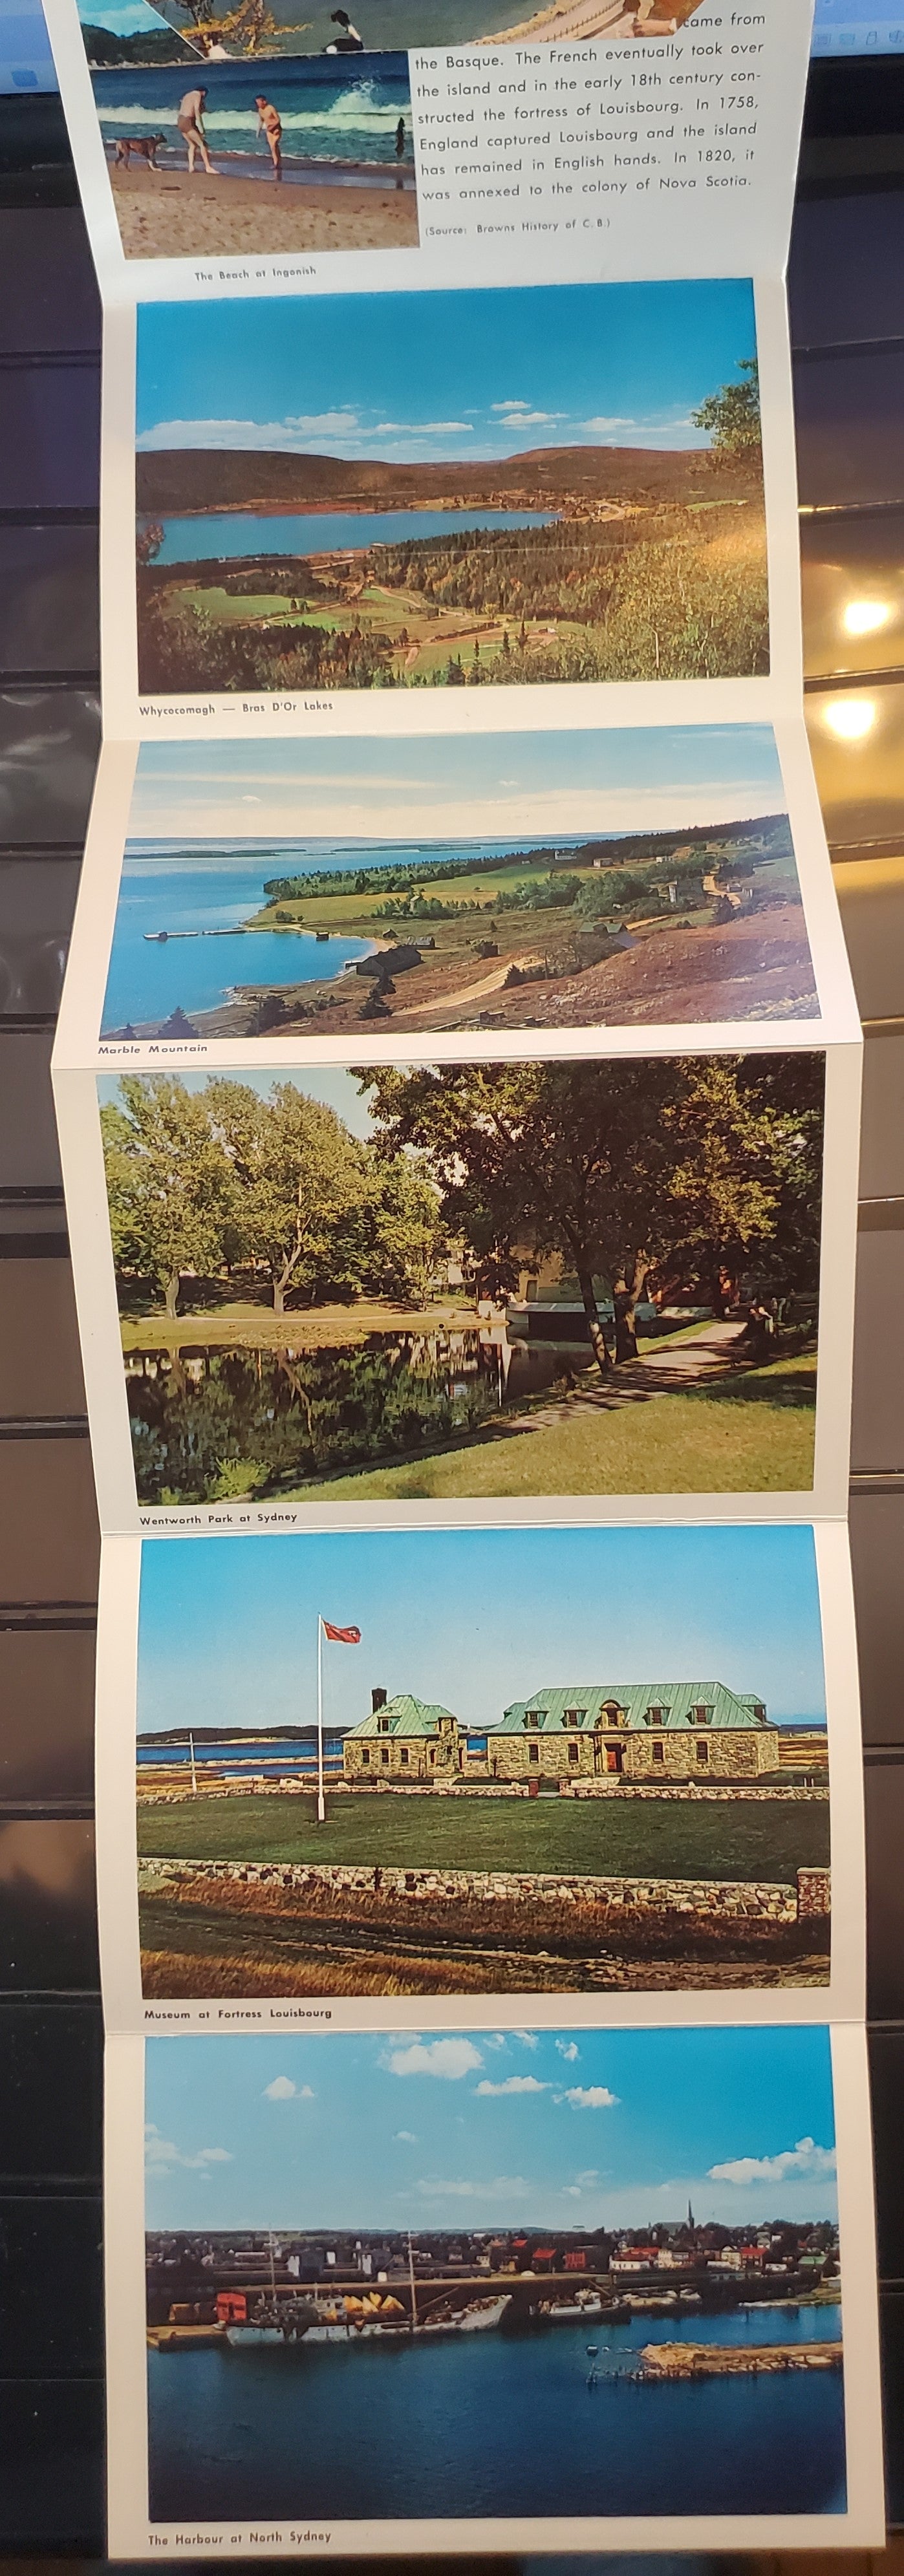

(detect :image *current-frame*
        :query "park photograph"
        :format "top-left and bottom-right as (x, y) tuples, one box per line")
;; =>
(133, 1520), (833, 1999)
(133, 276), (769, 696)
(81, 0), (711, 67)
(97, 1050), (826, 1508)
(100, 727), (820, 1042)
(143, 2023), (847, 2527)
(78, 2), (418, 260)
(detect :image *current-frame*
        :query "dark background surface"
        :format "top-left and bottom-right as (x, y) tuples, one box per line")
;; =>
(1, 54), (904, 2563)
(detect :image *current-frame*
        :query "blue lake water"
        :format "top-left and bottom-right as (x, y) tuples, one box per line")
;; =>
(90, 56), (412, 167)
(101, 859), (374, 1031)
(102, 834), (592, 1032)
(152, 508), (559, 567)
(147, 2302), (845, 2522)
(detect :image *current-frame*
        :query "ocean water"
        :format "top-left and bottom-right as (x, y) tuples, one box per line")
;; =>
(151, 507), (559, 566)
(91, 55), (412, 167)
(101, 857), (374, 1030)
(147, 2302), (846, 2522)
(102, 833), (591, 1030)
(137, 1733), (345, 1770)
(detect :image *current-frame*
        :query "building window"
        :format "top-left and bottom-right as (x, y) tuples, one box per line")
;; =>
(429, 1748), (435, 1765)
(564, 1708), (587, 1727)
(568, 1741), (579, 1765)
(529, 1743), (540, 1765)
(361, 1747), (370, 1766)
(378, 1715), (390, 1733)
(695, 1739), (709, 1765)
(652, 1741), (665, 1764)
(400, 1747), (409, 1766)
(524, 1711), (541, 1730)
(381, 1746), (390, 1765)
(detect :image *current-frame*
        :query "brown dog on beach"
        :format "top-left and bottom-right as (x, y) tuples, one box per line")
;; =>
(113, 135), (167, 168)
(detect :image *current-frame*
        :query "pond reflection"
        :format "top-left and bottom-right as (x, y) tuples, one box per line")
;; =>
(124, 1325), (590, 1505)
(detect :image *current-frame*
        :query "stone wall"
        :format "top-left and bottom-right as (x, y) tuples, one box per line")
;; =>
(140, 1852), (830, 1927)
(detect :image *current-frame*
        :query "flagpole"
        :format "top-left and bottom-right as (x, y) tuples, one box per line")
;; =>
(317, 1615), (325, 1825)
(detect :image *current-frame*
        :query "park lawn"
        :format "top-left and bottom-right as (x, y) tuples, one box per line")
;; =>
(279, 1351), (818, 1501)
(137, 1788), (830, 1882)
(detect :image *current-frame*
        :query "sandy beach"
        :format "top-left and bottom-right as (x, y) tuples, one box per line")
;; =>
(110, 161), (419, 258)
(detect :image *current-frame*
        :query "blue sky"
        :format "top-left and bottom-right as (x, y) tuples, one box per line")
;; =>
(136, 279), (758, 466)
(98, 1065), (376, 1132)
(136, 1524), (826, 1739)
(80, 0), (179, 31)
(144, 2024), (838, 2231)
(127, 725), (787, 847)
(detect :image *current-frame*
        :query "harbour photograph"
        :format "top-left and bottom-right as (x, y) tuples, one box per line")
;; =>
(98, 1051), (825, 1505)
(144, 2023), (847, 2524)
(100, 728), (820, 1040)
(134, 277), (768, 696)
(134, 1521), (832, 1997)
(80, 19), (418, 260)
(80, 0), (711, 68)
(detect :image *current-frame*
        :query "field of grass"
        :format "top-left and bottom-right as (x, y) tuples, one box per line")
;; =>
(276, 1351), (818, 1501)
(136, 1789), (830, 1881)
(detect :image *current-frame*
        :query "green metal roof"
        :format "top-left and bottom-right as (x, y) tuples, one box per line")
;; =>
(499, 1684), (771, 1735)
(346, 1693), (460, 1740)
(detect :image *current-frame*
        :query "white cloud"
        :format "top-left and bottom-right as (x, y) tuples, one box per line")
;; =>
(136, 410), (362, 453)
(709, 2137), (837, 2187)
(511, 2030), (540, 2051)
(416, 2174), (533, 2200)
(371, 420), (471, 436)
(484, 2034), (508, 2052)
(555, 2041), (580, 2063)
(559, 2087), (619, 2111)
(581, 415), (639, 432)
(475, 2076), (549, 2098)
(491, 399), (532, 412)
(394, 2131), (418, 2143)
(263, 2077), (315, 2101)
(144, 2123), (232, 2173)
(385, 2037), (483, 2081)
(494, 409), (561, 429)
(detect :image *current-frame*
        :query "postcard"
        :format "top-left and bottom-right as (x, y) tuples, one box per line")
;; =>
(69, 722), (837, 1049)
(43, 0), (814, 299)
(52, 1038), (865, 1530)
(94, 1518), (866, 2023)
(103, 2018), (884, 2551)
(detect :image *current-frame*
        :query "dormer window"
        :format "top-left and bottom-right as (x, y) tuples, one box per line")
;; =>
(378, 1715), (391, 1733)
(524, 1710), (541, 1730)
(692, 1703), (713, 1724)
(563, 1708), (587, 1728)
(597, 1700), (625, 1728)
(645, 1704), (669, 1726)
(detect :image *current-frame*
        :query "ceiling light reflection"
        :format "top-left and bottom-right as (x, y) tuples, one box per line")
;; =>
(843, 599), (894, 638)
(821, 698), (877, 743)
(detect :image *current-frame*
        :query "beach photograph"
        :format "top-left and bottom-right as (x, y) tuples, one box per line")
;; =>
(144, 2023), (846, 2524)
(98, 1051), (824, 1506)
(100, 729), (819, 1041)
(135, 1522), (832, 1999)
(82, 19), (418, 259)
(134, 277), (768, 696)
(81, 0), (711, 70)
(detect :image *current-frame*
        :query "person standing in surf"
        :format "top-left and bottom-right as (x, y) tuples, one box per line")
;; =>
(255, 95), (283, 180)
(177, 87), (215, 176)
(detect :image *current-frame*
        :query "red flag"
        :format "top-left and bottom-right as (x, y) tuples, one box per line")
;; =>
(322, 1621), (361, 1644)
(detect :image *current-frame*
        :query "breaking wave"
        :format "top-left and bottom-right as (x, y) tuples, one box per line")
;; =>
(97, 84), (405, 136)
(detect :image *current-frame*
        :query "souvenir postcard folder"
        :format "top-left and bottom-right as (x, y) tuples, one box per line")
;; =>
(45, 0), (885, 2550)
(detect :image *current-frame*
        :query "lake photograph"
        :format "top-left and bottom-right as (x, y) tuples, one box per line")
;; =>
(144, 2023), (846, 2526)
(101, 727), (819, 1040)
(135, 1521), (832, 1999)
(134, 277), (769, 696)
(98, 1053), (825, 1505)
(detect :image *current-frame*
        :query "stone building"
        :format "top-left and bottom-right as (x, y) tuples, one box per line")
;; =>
(493, 1684), (779, 1782)
(343, 1681), (781, 1785)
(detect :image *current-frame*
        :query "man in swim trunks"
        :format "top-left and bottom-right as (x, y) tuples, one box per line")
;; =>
(177, 87), (215, 175)
(254, 94), (283, 178)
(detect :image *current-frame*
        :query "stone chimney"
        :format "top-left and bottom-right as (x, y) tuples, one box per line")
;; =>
(371, 1687), (387, 1715)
